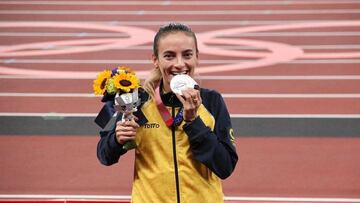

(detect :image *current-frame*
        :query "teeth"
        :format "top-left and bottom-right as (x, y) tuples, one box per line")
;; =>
(172, 71), (188, 75)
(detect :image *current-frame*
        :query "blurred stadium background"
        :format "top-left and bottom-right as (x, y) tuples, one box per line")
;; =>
(0, 0), (359, 202)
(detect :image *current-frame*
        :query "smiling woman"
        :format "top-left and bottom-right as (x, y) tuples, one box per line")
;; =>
(151, 31), (198, 95)
(95, 22), (238, 203)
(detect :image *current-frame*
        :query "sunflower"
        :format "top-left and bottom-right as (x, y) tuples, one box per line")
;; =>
(112, 71), (140, 93)
(93, 70), (112, 95)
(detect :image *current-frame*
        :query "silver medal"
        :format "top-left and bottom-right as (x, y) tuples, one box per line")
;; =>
(170, 74), (198, 95)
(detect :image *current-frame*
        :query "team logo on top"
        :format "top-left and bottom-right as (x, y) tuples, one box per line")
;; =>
(144, 123), (160, 129)
(229, 128), (236, 146)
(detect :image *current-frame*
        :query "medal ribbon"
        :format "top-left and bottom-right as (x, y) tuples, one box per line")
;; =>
(155, 85), (183, 127)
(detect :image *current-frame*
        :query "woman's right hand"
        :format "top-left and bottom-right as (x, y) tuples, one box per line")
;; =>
(115, 119), (139, 145)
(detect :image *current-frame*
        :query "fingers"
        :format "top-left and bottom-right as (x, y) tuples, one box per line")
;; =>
(175, 88), (201, 122)
(180, 88), (201, 107)
(115, 119), (139, 144)
(123, 113), (139, 122)
(117, 119), (139, 128)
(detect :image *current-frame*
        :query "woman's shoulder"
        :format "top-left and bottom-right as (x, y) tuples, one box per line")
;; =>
(200, 88), (224, 110)
(200, 88), (222, 99)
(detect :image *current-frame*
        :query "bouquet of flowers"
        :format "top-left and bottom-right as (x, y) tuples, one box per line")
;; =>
(93, 66), (141, 150)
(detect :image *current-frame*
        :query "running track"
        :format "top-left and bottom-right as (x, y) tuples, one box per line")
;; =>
(0, 1), (360, 203)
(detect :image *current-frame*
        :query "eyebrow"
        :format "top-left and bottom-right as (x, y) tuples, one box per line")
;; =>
(163, 50), (175, 54)
(182, 49), (194, 53)
(162, 49), (193, 54)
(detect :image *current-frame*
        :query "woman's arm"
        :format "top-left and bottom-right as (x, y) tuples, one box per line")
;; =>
(183, 89), (238, 179)
(96, 99), (148, 166)
(97, 116), (128, 166)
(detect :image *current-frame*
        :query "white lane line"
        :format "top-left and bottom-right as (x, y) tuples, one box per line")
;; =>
(288, 59), (360, 64)
(0, 195), (360, 202)
(0, 20), (359, 26)
(0, 93), (95, 97)
(1, 0), (360, 5)
(225, 32), (360, 37)
(0, 112), (98, 117)
(2, 9), (360, 15)
(2, 59), (360, 65)
(222, 93), (360, 98)
(1, 112), (360, 118)
(0, 75), (93, 79)
(300, 45), (360, 49)
(0, 59), (152, 64)
(0, 32), (129, 37)
(0, 93), (360, 98)
(225, 196), (360, 202)
(1, 75), (360, 80)
(196, 75), (360, 80)
(2, 32), (360, 37)
(2, 45), (360, 50)
(0, 195), (132, 200)
(231, 114), (360, 118)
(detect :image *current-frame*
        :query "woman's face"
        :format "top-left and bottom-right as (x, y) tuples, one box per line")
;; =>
(152, 32), (199, 93)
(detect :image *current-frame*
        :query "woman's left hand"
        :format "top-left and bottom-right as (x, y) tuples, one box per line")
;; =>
(175, 88), (201, 122)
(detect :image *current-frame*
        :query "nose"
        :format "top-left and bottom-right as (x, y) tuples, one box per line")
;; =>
(174, 56), (185, 68)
